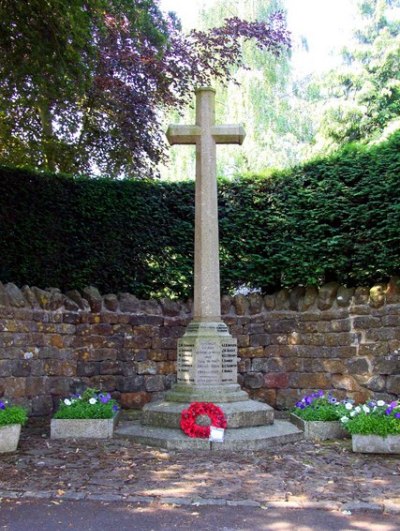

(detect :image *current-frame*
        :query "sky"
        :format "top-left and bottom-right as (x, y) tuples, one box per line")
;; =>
(159, 0), (357, 76)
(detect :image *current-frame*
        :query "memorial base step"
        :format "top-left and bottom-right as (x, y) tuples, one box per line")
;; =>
(142, 399), (274, 429)
(115, 419), (303, 451)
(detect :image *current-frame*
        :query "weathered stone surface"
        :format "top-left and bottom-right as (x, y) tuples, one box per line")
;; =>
(386, 375), (400, 395)
(120, 391), (150, 409)
(82, 286), (103, 312)
(366, 375), (386, 392)
(275, 289), (290, 310)
(262, 294), (274, 311)
(336, 286), (355, 307)
(140, 299), (162, 315)
(369, 284), (386, 308)
(346, 357), (371, 375)
(160, 298), (181, 317)
(354, 287), (370, 304)
(331, 374), (361, 392)
(119, 293), (140, 313)
(65, 290), (90, 311)
(318, 282), (339, 311)
(386, 276), (400, 303)
(264, 373), (289, 389)
(5, 283), (26, 308)
(233, 294), (249, 316)
(302, 286), (318, 310)
(289, 287), (306, 311)
(221, 295), (232, 315)
(103, 294), (119, 312)
(63, 297), (80, 311)
(244, 373), (264, 389)
(374, 355), (400, 375)
(0, 282), (10, 307)
(144, 375), (165, 392)
(248, 293), (263, 315)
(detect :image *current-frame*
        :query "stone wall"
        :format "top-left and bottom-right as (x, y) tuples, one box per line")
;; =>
(0, 280), (399, 416)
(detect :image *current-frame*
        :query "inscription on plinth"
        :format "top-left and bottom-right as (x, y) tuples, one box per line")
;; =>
(177, 331), (237, 387)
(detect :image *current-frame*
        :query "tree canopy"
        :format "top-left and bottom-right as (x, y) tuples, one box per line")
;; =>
(314, 0), (400, 151)
(0, 0), (290, 178)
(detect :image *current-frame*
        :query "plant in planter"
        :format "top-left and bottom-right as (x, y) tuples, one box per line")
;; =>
(51, 388), (120, 439)
(340, 399), (400, 453)
(290, 390), (352, 440)
(0, 399), (28, 453)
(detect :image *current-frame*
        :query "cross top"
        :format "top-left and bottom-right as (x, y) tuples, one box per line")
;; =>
(167, 87), (245, 321)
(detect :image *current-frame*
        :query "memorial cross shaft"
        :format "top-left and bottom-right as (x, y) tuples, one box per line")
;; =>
(166, 87), (248, 403)
(167, 87), (245, 321)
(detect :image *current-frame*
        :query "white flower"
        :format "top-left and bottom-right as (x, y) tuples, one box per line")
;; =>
(345, 403), (353, 410)
(341, 416), (349, 423)
(64, 399), (72, 406)
(355, 406), (361, 413)
(377, 400), (386, 407)
(362, 405), (370, 414)
(350, 411), (357, 417)
(89, 398), (97, 405)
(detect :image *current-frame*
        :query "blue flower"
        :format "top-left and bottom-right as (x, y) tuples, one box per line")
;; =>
(0, 401), (5, 410)
(112, 405), (119, 412)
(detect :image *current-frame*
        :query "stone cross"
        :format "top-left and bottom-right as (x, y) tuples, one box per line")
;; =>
(167, 87), (245, 322)
(165, 87), (248, 403)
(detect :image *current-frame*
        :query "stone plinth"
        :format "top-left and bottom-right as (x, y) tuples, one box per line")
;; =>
(167, 320), (247, 403)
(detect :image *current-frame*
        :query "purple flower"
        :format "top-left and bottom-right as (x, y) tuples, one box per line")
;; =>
(99, 393), (111, 404)
(0, 401), (5, 410)
(112, 405), (119, 412)
(317, 390), (324, 398)
(395, 413), (400, 419)
(385, 408), (393, 415)
(328, 396), (337, 404)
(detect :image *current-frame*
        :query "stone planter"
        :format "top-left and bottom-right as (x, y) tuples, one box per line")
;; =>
(0, 424), (22, 453)
(50, 413), (119, 439)
(352, 434), (400, 454)
(290, 413), (349, 441)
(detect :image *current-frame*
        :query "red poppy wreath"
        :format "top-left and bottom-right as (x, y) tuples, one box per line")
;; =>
(180, 402), (227, 438)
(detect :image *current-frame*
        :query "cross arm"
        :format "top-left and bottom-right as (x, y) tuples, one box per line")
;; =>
(212, 125), (246, 145)
(166, 125), (201, 145)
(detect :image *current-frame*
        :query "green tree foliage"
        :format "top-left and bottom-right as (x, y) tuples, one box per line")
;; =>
(0, 0), (289, 178)
(1, 131), (399, 298)
(316, 0), (400, 150)
(163, 0), (314, 180)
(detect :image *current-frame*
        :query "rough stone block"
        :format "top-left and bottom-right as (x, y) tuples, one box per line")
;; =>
(386, 375), (400, 395)
(120, 391), (150, 409)
(144, 375), (165, 392)
(244, 373), (264, 389)
(264, 373), (289, 389)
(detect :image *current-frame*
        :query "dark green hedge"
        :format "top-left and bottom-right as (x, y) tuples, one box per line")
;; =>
(1, 131), (399, 299)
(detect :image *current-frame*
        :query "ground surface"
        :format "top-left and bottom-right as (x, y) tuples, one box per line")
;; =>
(0, 418), (399, 529)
